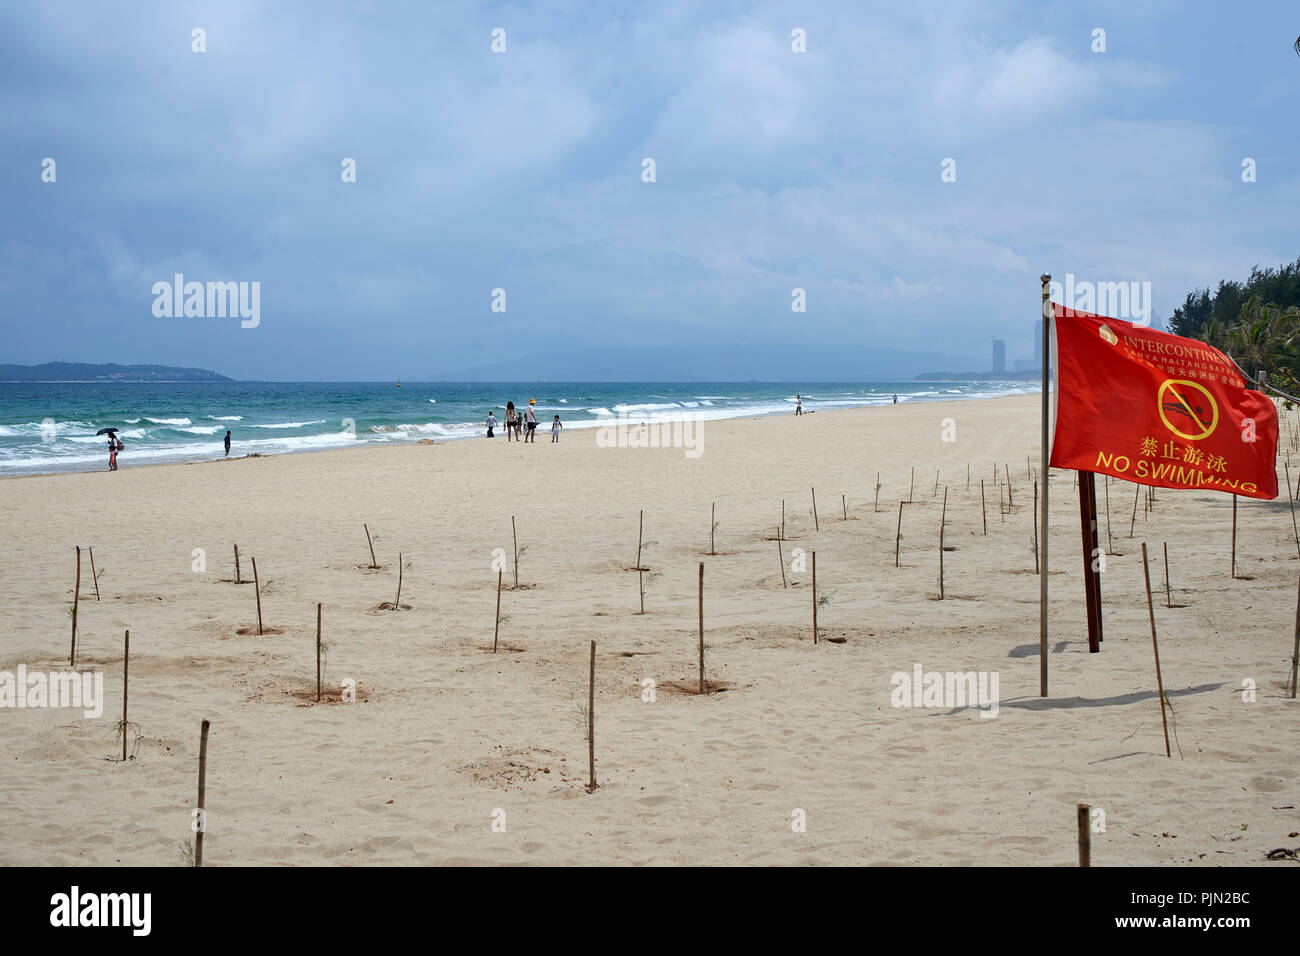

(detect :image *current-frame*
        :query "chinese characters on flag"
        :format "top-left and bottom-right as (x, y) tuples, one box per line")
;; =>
(1049, 305), (1279, 500)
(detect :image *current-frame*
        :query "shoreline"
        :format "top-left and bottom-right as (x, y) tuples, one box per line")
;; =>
(1, 389), (1039, 480)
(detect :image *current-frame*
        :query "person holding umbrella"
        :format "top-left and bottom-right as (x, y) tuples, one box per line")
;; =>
(96, 427), (122, 471)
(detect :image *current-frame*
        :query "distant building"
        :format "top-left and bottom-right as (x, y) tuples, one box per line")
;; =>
(992, 339), (1006, 374)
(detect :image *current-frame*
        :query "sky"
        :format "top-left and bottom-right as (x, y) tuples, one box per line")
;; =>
(1, 1), (1297, 381)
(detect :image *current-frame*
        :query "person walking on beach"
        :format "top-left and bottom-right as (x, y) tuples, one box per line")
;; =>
(892, 394), (898, 404)
(108, 433), (120, 471)
(504, 402), (517, 442)
(224, 430), (232, 457)
(795, 395), (803, 416)
(524, 399), (538, 443)
(551, 415), (562, 442)
(486, 411), (498, 438)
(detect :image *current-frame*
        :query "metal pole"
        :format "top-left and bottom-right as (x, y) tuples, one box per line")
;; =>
(1040, 274), (1051, 697)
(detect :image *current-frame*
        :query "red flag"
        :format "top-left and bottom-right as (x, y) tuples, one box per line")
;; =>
(1049, 304), (1278, 500)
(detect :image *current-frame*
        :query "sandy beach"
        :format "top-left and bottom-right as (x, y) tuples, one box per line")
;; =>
(1, 392), (1296, 866)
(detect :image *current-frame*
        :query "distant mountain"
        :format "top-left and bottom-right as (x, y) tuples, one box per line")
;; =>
(433, 344), (981, 382)
(0, 362), (235, 383)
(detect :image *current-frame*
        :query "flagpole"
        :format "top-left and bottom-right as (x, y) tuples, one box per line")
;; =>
(1040, 274), (1051, 697)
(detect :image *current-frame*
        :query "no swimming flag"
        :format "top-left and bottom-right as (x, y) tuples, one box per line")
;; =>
(1048, 304), (1278, 500)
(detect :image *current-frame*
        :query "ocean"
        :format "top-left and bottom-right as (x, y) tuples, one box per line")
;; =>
(0, 380), (1037, 476)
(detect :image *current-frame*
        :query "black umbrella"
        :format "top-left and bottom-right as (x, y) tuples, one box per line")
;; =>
(95, 427), (118, 435)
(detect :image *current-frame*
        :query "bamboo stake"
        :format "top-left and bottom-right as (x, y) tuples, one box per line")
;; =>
(89, 547), (100, 601)
(1287, 464), (1300, 560)
(234, 544), (241, 584)
(1128, 485), (1139, 538)
(587, 640), (596, 791)
(1032, 481), (1040, 574)
(1077, 803), (1091, 867)
(195, 718), (210, 867)
(512, 516), (519, 587)
(1231, 495), (1237, 578)
(1163, 543), (1171, 609)
(122, 629), (129, 762)
(71, 546), (80, 666)
(697, 563), (705, 693)
(1141, 543), (1172, 758)
(316, 603), (322, 699)
(252, 557), (263, 635)
(1291, 571), (1299, 699)
(494, 571), (503, 649)
(811, 551), (818, 643)
(980, 480), (987, 536)
(895, 502), (904, 567)
(811, 487), (819, 531)
(939, 488), (947, 599)
(778, 538), (787, 588)
(364, 523), (377, 569)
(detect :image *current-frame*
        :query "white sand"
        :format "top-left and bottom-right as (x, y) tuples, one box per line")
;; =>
(1, 393), (1296, 865)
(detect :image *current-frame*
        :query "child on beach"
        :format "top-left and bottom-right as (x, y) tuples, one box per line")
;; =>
(551, 415), (562, 442)
(486, 411), (497, 438)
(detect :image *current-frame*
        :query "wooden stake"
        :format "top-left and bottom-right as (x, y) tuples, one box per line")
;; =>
(908, 467), (914, 504)
(195, 718), (210, 867)
(1077, 803), (1091, 867)
(1027, 456), (1031, 482)
(1163, 543), (1171, 609)
(89, 547), (101, 601)
(874, 474), (880, 513)
(1128, 485), (1139, 538)
(638, 567), (644, 614)
(71, 546), (80, 666)
(395, 553), (404, 607)
(636, 509), (644, 570)
(710, 502), (716, 554)
(811, 487), (819, 531)
(1141, 543), (1172, 758)
(698, 563), (705, 693)
(781, 500), (786, 540)
(316, 603), (322, 700)
(778, 538), (787, 589)
(1032, 481), (1040, 574)
(494, 570), (503, 649)
(1005, 464), (1012, 509)
(364, 523), (377, 569)
(252, 557), (263, 635)
(811, 551), (818, 643)
(895, 502), (904, 567)
(512, 516), (519, 587)
(980, 480), (987, 536)
(966, 462), (970, 491)
(234, 544), (241, 584)
(587, 641), (596, 791)
(842, 493), (847, 520)
(933, 471), (939, 497)
(1231, 495), (1237, 578)
(122, 629), (129, 762)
